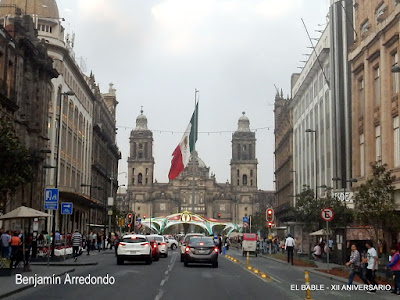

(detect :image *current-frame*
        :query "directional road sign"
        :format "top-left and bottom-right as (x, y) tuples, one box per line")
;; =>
(321, 208), (334, 222)
(242, 216), (249, 223)
(61, 202), (73, 215)
(44, 188), (59, 210)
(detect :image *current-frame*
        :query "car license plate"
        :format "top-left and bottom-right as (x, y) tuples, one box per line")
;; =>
(129, 251), (136, 254)
(198, 250), (207, 254)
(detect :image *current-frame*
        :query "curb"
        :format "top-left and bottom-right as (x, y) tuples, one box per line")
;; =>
(0, 267), (75, 299)
(30, 262), (98, 266)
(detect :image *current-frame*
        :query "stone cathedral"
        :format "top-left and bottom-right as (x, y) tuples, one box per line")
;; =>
(126, 110), (274, 224)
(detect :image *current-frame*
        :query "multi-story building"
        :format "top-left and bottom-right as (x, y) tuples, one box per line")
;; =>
(349, 0), (400, 242)
(0, 12), (57, 227)
(273, 91), (293, 227)
(126, 110), (274, 229)
(0, 0), (119, 233)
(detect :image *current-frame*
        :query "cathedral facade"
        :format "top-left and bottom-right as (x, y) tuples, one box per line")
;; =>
(126, 111), (274, 225)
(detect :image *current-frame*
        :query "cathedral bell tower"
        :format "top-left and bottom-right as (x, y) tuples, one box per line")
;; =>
(127, 109), (154, 188)
(231, 112), (258, 190)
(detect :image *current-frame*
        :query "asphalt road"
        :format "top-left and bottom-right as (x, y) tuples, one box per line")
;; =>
(7, 248), (398, 300)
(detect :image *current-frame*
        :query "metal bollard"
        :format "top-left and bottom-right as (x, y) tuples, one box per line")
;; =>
(246, 251), (250, 266)
(304, 271), (311, 299)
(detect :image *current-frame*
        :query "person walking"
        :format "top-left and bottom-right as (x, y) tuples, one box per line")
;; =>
(285, 234), (295, 265)
(72, 229), (82, 262)
(386, 245), (400, 295)
(86, 231), (92, 255)
(114, 234), (120, 256)
(10, 231), (21, 268)
(97, 232), (102, 252)
(363, 241), (378, 294)
(346, 244), (368, 285)
(1, 230), (11, 258)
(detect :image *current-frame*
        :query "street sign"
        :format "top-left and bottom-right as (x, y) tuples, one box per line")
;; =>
(108, 210), (113, 216)
(321, 208), (334, 222)
(61, 202), (73, 215)
(242, 216), (249, 223)
(242, 222), (249, 228)
(107, 197), (114, 206)
(44, 188), (59, 210)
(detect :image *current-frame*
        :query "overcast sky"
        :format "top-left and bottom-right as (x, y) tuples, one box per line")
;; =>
(57, 0), (330, 190)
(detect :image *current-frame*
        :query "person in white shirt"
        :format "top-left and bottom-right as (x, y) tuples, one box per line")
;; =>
(312, 243), (322, 260)
(285, 234), (295, 265)
(363, 241), (378, 294)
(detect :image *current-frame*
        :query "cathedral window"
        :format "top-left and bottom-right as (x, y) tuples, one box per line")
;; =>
(133, 168), (135, 175)
(145, 178), (148, 185)
(237, 179), (240, 186)
(242, 174), (248, 186)
(251, 180), (253, 186)
(146, 168), (149, 176)
(250, 170), (253, 177)
(132, 177), (135, 185)
(245, 207), (248, 211)
(138, 173), (143, 185)
(138, 151), (143, 159)
(237, 169), (240, 177)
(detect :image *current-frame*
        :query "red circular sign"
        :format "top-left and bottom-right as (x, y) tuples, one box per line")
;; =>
(321, 208), (334, 222)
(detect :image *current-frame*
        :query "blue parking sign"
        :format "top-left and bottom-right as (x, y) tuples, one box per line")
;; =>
(44, 188), (59, 210)
(61, 202), (73, 215)
(243, 216), (249, 223)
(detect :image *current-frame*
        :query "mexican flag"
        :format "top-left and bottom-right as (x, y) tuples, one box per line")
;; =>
(168, 103), (198, 180)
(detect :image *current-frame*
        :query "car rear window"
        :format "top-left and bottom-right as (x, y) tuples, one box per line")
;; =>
(122, 237), (147, 243)
(189, 238), (214, 247)
(185, 235), (201, 242)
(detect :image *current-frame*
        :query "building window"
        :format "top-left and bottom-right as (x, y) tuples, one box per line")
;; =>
(133, 168), (135, 175)
(200, 193), (204, 204)
(393, 52), (399, 94)
(160, 203), (166, 211)
(374, 66), (381, 105)
(220, 204), (226, 211)
(360, 20), (370, 35)
(375, 126), (381, 162)
(145, 178), (148, 185)
(394, 117), (400, 167)
(237, 169), (240, 177)
(360, 133), (365, 176)
(146, 168), (149, 176)
(358, 77), (364, 116)
(242, 174), (247, 186)
(137, 206), (140, 211)
(250, 180), (253, 186)
(237, 179), (240, 186)
(132, 177), (135, 185)
(244, 207), (248, 211)
(250, 169), (253, 177)
(138, 173), (143, 185)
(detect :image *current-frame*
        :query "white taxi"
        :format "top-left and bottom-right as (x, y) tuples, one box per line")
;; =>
(116, 234), (152, 265)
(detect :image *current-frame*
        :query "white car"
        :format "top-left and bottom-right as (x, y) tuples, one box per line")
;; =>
(164, 237), (178, 250)
(180, 233), (205, 262)
(147, 235), (168, 257)
(116, 234), (152, 265)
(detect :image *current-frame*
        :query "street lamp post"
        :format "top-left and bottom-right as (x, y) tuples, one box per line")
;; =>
(305, 129), (317, 200)
(50, 90), (75, 257)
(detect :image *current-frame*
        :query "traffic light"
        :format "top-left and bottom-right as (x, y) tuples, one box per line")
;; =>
(143, 215), (146, 220)
(268, 222), (273, 228)
(217, 213), (221, 219)
(127, 224), (131, 228)
(266, 208), (274, 222)
(127, 213), (133, 224)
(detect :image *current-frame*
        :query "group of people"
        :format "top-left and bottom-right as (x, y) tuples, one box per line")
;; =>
(346, 241), (400, 295)
(311, 239), (333, 261)
(0, 228), (30, 268)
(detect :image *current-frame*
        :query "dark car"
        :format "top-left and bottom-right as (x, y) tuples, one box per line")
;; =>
(147, 238), (160, 261)
(183, 237), (219, 268)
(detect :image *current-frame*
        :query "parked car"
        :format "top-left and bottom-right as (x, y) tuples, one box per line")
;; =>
(116, 234), (152, 265)
(183, 237), (219, 268)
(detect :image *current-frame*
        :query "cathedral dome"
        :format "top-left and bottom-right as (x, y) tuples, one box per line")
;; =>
(135, 109), (148, 131)
(237, 112), (250, 132)
(0, 0), (60, 19)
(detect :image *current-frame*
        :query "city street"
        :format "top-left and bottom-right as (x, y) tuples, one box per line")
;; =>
(5, 248), (397, 300)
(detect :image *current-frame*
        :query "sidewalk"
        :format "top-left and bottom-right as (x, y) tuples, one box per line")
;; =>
(0, 265), (75, 299)
(30, 249), (115, 266)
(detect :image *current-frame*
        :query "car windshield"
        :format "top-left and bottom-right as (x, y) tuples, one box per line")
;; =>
(189, 238), (214, 247)
(122, 237), (147, 243)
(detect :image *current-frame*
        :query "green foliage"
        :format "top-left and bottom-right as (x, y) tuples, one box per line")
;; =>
(0, 118), (33, 193)
(353, 162), (398, 243)
(291, 187), (353, 232)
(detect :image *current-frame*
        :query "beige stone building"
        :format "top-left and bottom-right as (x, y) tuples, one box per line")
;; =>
(349, 1), (400, 241)
(125, 111), (274, 228)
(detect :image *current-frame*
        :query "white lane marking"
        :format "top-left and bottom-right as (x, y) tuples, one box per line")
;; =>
(154, 252), (178, 300)
(268, 275), (282, 283)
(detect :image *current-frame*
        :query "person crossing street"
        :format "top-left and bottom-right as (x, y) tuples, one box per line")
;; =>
(72, 229), (82, 262)
(285, 234), (295, 265)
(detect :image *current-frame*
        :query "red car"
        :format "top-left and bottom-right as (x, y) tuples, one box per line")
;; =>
(148, 238), (160, 261)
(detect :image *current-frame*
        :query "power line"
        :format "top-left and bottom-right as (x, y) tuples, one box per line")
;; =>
(116, 125), (274, 134)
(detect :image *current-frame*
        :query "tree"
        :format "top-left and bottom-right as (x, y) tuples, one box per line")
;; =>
(0, 118), (33, 194)
(291, 187), (353, 232)
(353, 162), (398, 245)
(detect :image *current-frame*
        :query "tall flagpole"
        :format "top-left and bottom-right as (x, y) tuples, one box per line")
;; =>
(191, 89), (199, 217)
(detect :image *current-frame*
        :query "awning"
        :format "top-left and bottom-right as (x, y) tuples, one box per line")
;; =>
(309, 229), (331, 236)
(0, 206), (52, 219)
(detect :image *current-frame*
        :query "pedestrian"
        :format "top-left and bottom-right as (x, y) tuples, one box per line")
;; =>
(363, 241), (378, 294)
(10, 231), (21, 268)
(114, 234), (120, 256)
(107, 232), (112, 250)
(285, 234), (295, 265)
(346, 244), (368, 285)
(218, 235), (222, 254)
(72, 229), (82, 262)
(328, 238), (333, 251)
(1, 230), (11, 258)
(97, 232), (102, 252)
(55, 231), (61, 242)
(312, 243), (322, 260)
(0, 228), (3, 255)
(92, 232), (97, 250)
(86, 231), (92, 255)
(386, 245), (400, 295)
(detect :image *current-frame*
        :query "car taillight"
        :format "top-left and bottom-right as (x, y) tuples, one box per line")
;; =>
(214, 247), (219, 253)
(185, 246), (190, 253)
(118, 242), (125, 247)
(141, 242), (149, 246)
(199, 242), (204, 246)
(161, 243), (166, 246)
(153, 244), (157, 248)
